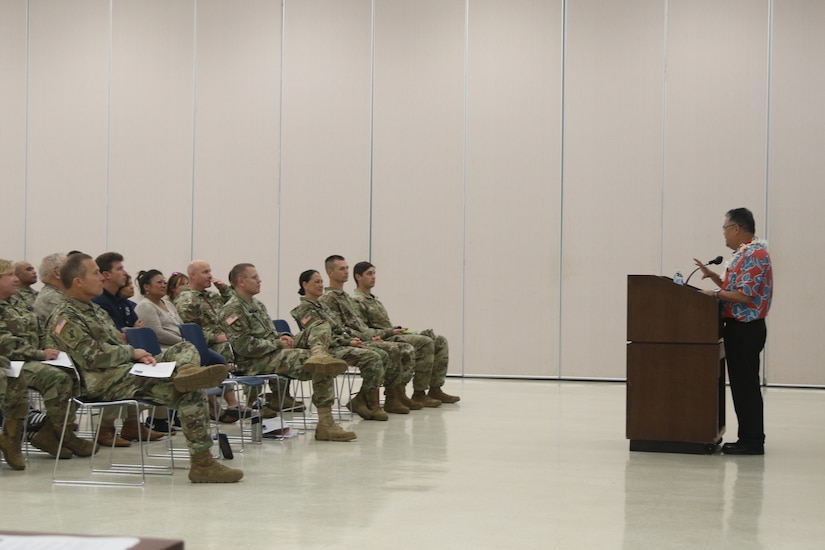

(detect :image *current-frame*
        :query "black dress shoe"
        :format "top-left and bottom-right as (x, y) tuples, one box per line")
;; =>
(722, 442), (764, 455)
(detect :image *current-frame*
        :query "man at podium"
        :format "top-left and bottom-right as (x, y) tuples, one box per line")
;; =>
(693, 207), (773, 456)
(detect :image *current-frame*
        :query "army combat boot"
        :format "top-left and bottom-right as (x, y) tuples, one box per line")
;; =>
(365, 390), (388, 421)
(428, 386), (460, 404)
(56, 421), (98, 457)
(382, 385), (410, 414)
(411, 390), (442, 408)
(30, 418), (73, 459)
(315, 407), (357, 442)
(173, 363), (229, 392)
(0, 418), (26, 470)
(345, 388), (373, 420)
(396, 384), (423, 410)
(302, 347), (348, 376)
(188, 450), (244, 483)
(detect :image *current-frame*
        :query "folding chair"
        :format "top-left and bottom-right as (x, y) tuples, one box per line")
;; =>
(178, 323), (291, 445)
(52, 363), (173, 487)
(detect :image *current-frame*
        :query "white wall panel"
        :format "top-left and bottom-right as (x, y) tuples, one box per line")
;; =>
(372, 0), (466, 374)
(25, 0), (110, 262)
(765, 0), (825, 385)
(0, 0), (27, 260)
(662, 0), (770, 282)
(464, 0), (563, 377)
(561, 0), (666, 378)
(277, 0), (372, 318)
(193, 0), (281, 306)
(107, 0), (195, 277)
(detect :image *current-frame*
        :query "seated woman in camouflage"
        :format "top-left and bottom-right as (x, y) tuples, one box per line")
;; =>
(291, 270), (388, 421)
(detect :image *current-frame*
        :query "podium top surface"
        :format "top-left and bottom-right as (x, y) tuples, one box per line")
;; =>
(627, 275), (721, 344)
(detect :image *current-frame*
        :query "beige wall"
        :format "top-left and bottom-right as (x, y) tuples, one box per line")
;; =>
(3, 0), (820, 385)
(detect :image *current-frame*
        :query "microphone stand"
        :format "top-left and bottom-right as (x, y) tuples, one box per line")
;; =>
(684, 267), (702, 286)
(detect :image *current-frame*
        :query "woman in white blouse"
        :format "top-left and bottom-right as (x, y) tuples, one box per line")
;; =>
(135, 270), (184, 347)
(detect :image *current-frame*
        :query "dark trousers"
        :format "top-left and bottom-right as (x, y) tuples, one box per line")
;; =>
(723, 318), (767, 448)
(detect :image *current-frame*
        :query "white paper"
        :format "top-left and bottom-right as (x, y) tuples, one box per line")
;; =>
(128, 361), (175, 378)
(42, 351), (74, 368)
(3, 361), (24, 378)
(0, 535), (140, 550)
(262, 417), (298, 439)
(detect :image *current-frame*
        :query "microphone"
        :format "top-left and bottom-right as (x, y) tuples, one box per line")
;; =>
(684, 256), (724, 286)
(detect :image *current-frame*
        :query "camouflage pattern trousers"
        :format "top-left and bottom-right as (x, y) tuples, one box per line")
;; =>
(295, 321), (386, 392)
(89, 342), (212, 455)
(240, 347), (337, 409)
(1, 362), (76, 424)
(366, 340), (414, 387)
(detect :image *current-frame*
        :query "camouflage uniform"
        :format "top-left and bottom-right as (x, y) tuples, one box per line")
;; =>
(220, 293), (336, 408)
(291, 297), (385, 392)
(352, 289), (450, 391)
(47, 297), (213, 454)
(33, 283), (63, 325)
(12, 287), (38, 309)
(0, 297), (75, 424)
(321, 287), (413, 387)
(175, 287), (233, 361)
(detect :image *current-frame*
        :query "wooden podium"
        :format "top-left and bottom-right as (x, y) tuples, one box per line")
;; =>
(626, 275), (725, 454)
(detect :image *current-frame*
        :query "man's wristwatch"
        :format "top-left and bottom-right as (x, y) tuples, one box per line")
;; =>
(713, 290), (720, 299)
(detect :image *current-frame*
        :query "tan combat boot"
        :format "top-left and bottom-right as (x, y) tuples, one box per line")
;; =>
(0, 418), (26, 470)
(382, 385), (410, 414)
(120, 419), (165, 442)
(173, 363), (229, 392)
(315, 407), (357, 442)
(56, 422), (98, 457)
(365, 389), (388, 421)
(345, 388), (373, 420)
(302, 347), (348, 376)
(411, 390), (442, 408)
(30, 418), (73, 459)
(396, 384), (423, 410)
(428, 386), (460, 404)
(97, 426), (131, 447)
(188, 450), (244, 483)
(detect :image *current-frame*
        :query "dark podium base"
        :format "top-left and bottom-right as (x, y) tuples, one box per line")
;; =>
(630, 439), (720, 455)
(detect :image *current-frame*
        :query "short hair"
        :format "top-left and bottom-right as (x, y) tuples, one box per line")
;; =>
(0, 259), (13, 277)
(60, 253), (93, 289)
(136, 269), (163, 295)
(228, 263), (255, 286)
(352, 261), (374, 281)
(95, 252), (124, 274)
(325, 255), (345, 272)
(725, 208), (756, 234)
(39, 253), (65, 280)
(298, 269), (318, 295)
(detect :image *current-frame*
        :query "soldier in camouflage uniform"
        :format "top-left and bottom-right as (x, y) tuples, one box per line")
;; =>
(175, 260), (262, 421)
(33, 253), (67, 324)
(46, 253), (242, 483)
(220, 263), (356, 441)
(292, 269), (388, 421)
(0, 258), (95, 470)
(352, 261), (460, 407)
(322, 255), (417, 414)
(12, 261), (38, 309)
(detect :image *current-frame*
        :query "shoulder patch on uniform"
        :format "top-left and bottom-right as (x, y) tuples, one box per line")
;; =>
(54, 318), (68, 335)
(225, 313), (239, 326)
(301, 314), (313, 326)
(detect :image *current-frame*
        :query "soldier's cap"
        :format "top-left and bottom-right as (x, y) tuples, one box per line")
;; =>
(0, 259), (14, 276)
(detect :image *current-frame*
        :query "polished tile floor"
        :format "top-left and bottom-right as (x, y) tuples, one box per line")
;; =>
(2, 379), (825, 549)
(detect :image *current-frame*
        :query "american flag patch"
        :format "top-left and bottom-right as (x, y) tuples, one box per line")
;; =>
(55, 318), (67, 335)
(301, 314), (312, 326)
(225, 314), (239, 326)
